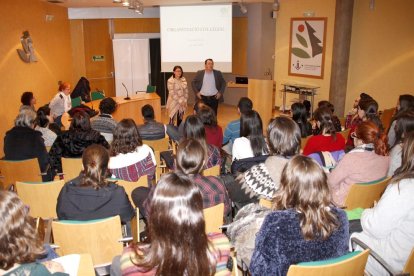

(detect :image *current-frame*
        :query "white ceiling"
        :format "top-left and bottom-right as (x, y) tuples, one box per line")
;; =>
(43, 0), (272, 8)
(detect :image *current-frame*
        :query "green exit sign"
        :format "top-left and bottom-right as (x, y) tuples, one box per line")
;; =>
(92, 55), (105, 62)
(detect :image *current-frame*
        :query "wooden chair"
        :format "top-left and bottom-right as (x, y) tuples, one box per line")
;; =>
(143, 137), (170, 152)
(339, 128), (351, 140)
(0, 158), (42, 190)
(259, 198), (272, 209)
(301, 135), (311, 151)
(232, 256), (239, 276)
(61, 112), (71, 130)
(154, 150), (167, 183)
(338, 117), (346, 128)
(52, 216), (123, 266)
(202, 165), (220, 176)
(16, 180), (64, 218)
(61, 157), (83, 181)
(203, 203), (224, 233)
(380, 107), (396, 132)
(78, 254), (96, 276)
(344, 177), (390, 210)
(116, 177), (147, 201)
(287, 249), (370, 276)
(404, 248), (414, 275)
(130, 208), (141, 243)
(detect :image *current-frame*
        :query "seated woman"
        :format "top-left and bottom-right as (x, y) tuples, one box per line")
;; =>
(108, 119), (156, 184)
(345, 92), (373, 129)
(0, 191), (64, 275)
(387, 94), (414, 147)
(291, 102), (312, 138)
(35, 106), (57, 147)
(56, 144), (134, 223)
(250, 155), (349, 275)
(133, 139), (231, 219)
(232, 110), (268, 161)
(225, 117), (301, 206)
(199, 105), (223, 149)
(352, 131), (414, 275)
(388, 111), (414, 176)
(183, 115), (221, 168)
(328, 121), (389, 206)
(317, 100), (342, 132)
(303, 107), (346, 156)
(4, 108), (52, 181)
(49, 111), (109, 175)
(114, 172), (231, 276)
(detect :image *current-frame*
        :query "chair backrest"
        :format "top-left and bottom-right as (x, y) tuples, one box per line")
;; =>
(339, 129), (351, 141)
(154, 150), (166, 183)
(16, 180), (64, 218)
(202, 165), (220, 176)
(0, 158), (42, 190)
(380, 107), (396, 132)
(203, 203), (224, 233)
(146, 85), (156, 93)
(301, 135), (311, 150)
(287, 250), (370, 276)
(130, 208), (140, 243)
(344, 177), (391, 210)
(116, 177), (147, 201)
(61, 112), (71, 130)
(403, 248), (414, 274)
(71, 96), (82, 108)
(61, 157), (83, 181)
(91, 91), (105, 101)
(52, 216), (123, 265)
(78, 254), (96, 276)
(259, 198), (272, 209)
(143, 137), (170, 152)
(338, 117), (346, 128)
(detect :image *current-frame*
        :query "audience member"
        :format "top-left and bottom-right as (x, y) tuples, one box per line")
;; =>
(388, 111), (414, 176)
(137, 104), (166, 140)
(166, 65), (188, 126)
(328, 121), (389, 206)
(199, 105), (223, 149)
(352, 131), (414, 275)
(49, 111), (109, 175)
(108, 119), (156, 184)
(4, 108), (51, 181)
(303, 107), (346, 155)
(56, 144), (134, 223)
(291, 102), (312, 137)
(222, 97), (253, 154)
(183, 115), (221, 169)
(0, 191), (64, 275)
(318, 100), (342, 132)
(35, 106), (57, 147)
(345, 92), (373, 129)
(232, 110), (268, 161)
(250, 155), (349, 275)
(90, 97), (117, 134)
(49, 81), (72, 127)
(112, 172), (231, 276)
(387, 94), (414, 147)
(20, 91), (36, 112)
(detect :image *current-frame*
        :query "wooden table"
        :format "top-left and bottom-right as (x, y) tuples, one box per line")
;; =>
(85, 93), (161, 125)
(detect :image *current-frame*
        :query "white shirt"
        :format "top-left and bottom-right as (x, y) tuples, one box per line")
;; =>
(232, 137), (254, 161)
(200, 71), (218, 96)
(108, 144), (156, 169)
(49, 92), (71, 117)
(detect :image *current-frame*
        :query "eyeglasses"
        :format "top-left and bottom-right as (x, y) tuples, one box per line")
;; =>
(351, 132), (358, 139)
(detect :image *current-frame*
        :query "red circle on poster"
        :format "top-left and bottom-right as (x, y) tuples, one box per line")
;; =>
(298, 24), (305, 32)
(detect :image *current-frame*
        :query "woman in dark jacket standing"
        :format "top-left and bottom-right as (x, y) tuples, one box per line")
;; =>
(56, 144), (134, 223)
(49, 111), (109, 175)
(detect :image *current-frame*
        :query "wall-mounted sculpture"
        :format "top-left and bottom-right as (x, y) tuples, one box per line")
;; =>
(17, 31), (38, 63)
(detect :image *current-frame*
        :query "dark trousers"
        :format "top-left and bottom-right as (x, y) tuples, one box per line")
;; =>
(201, 95), (219, 115)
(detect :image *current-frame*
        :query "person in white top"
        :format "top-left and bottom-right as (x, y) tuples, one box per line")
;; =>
(232, 110), (269, 161)
(49, 82), (72, 127)
(352, 131), (414, 275)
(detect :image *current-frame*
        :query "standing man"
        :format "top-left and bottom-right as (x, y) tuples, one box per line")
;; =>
(192, 58), (226, 115)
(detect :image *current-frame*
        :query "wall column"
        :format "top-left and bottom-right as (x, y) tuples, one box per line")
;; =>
(329, 0), (354, 116)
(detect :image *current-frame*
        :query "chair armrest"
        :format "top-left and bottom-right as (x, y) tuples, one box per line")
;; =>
(351, 237), (398, 275)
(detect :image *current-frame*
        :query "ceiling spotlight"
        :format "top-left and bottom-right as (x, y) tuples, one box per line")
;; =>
(239, 1), (247, 14)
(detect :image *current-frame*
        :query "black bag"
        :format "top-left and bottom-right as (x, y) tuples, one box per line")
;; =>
(231, 155), (270, 174)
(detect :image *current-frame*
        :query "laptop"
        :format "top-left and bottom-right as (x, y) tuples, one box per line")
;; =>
(235, 77), (248, 84)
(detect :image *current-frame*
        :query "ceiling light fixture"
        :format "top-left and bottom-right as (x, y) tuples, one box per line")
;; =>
(114, 0), (144, 14)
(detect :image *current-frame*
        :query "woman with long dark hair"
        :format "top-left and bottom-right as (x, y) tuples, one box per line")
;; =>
(56, 144), (134, 223)
(232, 110), (268, 161)
(303, 107), (346, 155)
(166, 65), (188, 126)
(328, 121), (389, 206)
(199, 105), (223, 149)
(291, 102), (312, 137)
(352, 131), (414, 275)
(118, 172), (231, 275)
(387, 94), (414, 146)
(250, 155), (349, 275)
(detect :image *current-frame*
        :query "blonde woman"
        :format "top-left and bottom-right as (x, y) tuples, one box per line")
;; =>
(166, 65), (188, 126)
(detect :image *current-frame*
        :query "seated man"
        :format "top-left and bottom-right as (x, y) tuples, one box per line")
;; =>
(90, 97), (117, 134)
(222, 97), (253, 154)
(137, 104), (166, 140)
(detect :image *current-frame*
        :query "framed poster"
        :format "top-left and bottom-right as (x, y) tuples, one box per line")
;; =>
(288, 17), (327, 79)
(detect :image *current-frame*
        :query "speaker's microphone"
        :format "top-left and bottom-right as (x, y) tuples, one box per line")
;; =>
(122, 83), (130, 100)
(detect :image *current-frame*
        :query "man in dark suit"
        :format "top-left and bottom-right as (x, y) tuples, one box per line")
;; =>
(191, 58), (226, 115)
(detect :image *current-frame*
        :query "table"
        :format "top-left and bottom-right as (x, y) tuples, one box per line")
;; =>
(280, 83), (319, 117)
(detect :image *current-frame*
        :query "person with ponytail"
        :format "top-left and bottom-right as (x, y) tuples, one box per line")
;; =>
(303, 107), (346, 156)
(387, 94), (414, 147)
(328, 121), (390, 206)
(352, 131), (414, 275)
(56, 144), (134, 223)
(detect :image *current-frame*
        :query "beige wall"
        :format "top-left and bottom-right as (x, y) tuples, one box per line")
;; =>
(273, 0), (336, 110)
(346, 0), (414, 113)
(0, 0), (72, 155)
